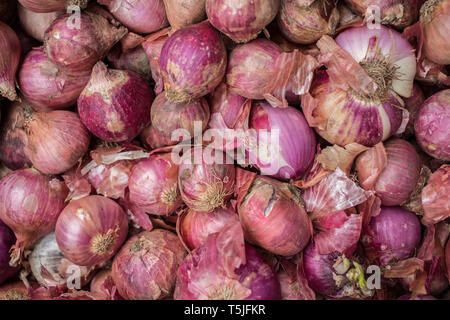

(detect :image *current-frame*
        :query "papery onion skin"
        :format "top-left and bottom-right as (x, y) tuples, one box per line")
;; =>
(208, 82), (247, 129)
(414, 89), (450, 161)
(99, 0), (168, 34)
(361, 206), (421, 266)
(0, 220), (18, 285)
(420, 0), (450, 65)
(18, 48), (91, 111)
(163, 0), (206, 30)
(78, 62), (153, 142)
(129, 153), (183, 216)
(160, 21), (227, 104)
(25, 110), (90, 175)
(0, 21), (20, 101)
(112, 229), (187, 300)
(206, 0), (280, 43)
(356, 139), (421, 206)
(55, 195), (128, 266)
(107, 45), (152, 81)
(90, 269), (122, 300)
(44, 10), (127, 76)
(0, 168), (68, 255)
(421, 164), (450, 225)
(239, 176), (312, 256)
(18, 0), (89, 13)
(277, 0), (339, 45)
(18, 4), (63, 42)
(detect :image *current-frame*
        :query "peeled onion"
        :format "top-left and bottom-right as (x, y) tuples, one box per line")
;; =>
(0, 21), (20, 101)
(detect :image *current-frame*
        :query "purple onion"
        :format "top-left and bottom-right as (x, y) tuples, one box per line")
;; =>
(0, 220), (18, 285)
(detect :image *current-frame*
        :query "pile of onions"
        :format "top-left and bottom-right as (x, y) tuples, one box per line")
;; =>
(128, 152), (183, 216)
(18, 48), (90, 111)
(18, 0), (89, 13)
(356, 139), (421, 206)
(414, 89), (450, 161)
(247, 102), (316, 180)
(78, 62), (153, 142)
(0, 220), (17, 285)
(421, 164), (450, 225)
(178, 148), (235, 213)
(44, 9), (127, 76)
(24, 109), (90, 175)
(18, 4), (63, 42)
(112, 229), (186, 300)
(163, 0), (206, 30)
(361, 206), (421, 266)
(55, 195), (128, 266)
(277, 0), (339, 45)
(238, 176), (312, 256)
(0, 168), (68, 264)
(142, 30), (169, 95)
(0, 21), (20, 101)
(160, 21), (227, 104)
(98, 0), (168, 34)
(90, 269), (122, 300)
(206, 0), (280, 43)
(107, 45), (151, 81)
(420, 0), (450, 65)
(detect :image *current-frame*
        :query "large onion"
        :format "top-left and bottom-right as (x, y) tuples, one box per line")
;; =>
(163, 0), (206, 30)
(0, 220), (18, 285)
(18, 4), (64, 42)
(0, 21), (20, 101)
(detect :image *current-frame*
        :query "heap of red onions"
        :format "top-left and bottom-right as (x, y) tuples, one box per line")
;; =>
(160, 21), (227, 104)
(24, 109), (90, 175)
(163, 0), (206, 30)
(18, 0), (89, 13)
(78, 62), (153, 142)
(55, 195), (128, 266)
(206, 0), (280, 43)
(0, 168), (68, 264)
(18, 48), (91, 111)
(0, 21), (20, 101)
(18, 4), (64, 42)
(0, 220), (18, 285)
(414, 89), (450, 161)
(112, 229), (186, 300)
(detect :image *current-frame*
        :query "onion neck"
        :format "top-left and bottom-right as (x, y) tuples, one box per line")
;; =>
(161, 184), (178, 206)
(420, 0), (441, 23)
(91, 229), (117, 255)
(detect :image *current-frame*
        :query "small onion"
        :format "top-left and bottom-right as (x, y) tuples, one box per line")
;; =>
(206, 0), (280, 43)
(163, 0), (206, 30)
(414, 89), (450, 161)
(160, 21), (227, 104)
(0, 21), (20, 101)
(18, 0), (89, 13)
(107, 45), (151, 81)
(112, 229), (187, 300)
(0, 220), (18, 285)
(78, 62), (153, 142)
(18, 4), (64, 42)
(55, 195), (129, 266)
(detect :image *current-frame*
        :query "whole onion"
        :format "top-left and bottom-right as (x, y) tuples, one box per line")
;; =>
(400, 82), (425, 139)
(128, 153), (183, 216)
(163, 0), (206, 30)
(0, 168), (68, 264)
(0, 100), (32, 170)
(178, 148), (235, 213)
(238, 176), (312, 256)
(0, 220), (18, 285)
(421, 164), (450, 225)
(180, 206), (237, 250)
(361, 206), (421, 266)
(98, 0), (168, 34)
(90, 269), (122, 300)
(160, 21), (227, 104)
(55, 195), (128, 266)
(24, 109), (90, 175)
(0, 0), (16, 23)
(356, 139), (421, 206)
(420, 0), (450, 65)
(107, 45), (151, 80)
(206, 0), (280, 43)
(18, 0), (89, 13)
(0, 21), (20, 101)
(414, 89), (450, 161)
(277, 0), (339, 45)
(112, 229), (186, 300)
(44, 9), (127, 76)
(18, 48), (90, 111)
(18, 4), (64, 42)
(247, 102), (316, 180)
(142, 30), (168, 95)
(78, 62), (153, 142)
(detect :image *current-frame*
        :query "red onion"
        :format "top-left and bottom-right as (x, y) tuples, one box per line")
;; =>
(414, 89), (450, 161)
(178, 148), (235, 213)
(0, 0), (16, 23)
(44, 9), (127, 76)
(0, 282), (33, 300)
(90, 269), (122, 300)
(361, 206), (421, 266)
(142, 30), (169, 95)
(277, 0), (339, 45)
(98, 0), (168, 34)
(107, 45), (151, 81)
(78, 62), (153, 142)
(112, 229), (186, 300)
(238, 176), (312, 256)
(421, 165), (450, 225)
(18, 4), (64, 42)
(179, 206), (237, 250)
(160, 21), (227, 104)
(420, 0), (450, 65)
(0, 220), (18, 285)
(174, 221), (281, 300)
(400, 82), (425, 138)
(206, 0), (280, 43)
(128, 153), (183, 216)
(0, 168), (68, 265)
(24, 109), (90, 175)
(55, 195), (128, 266)
(18, 0), (89, 13)
(18, 48), (90, 111)
(163, 0), (206, 30)
(0, 21), (20, 101)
